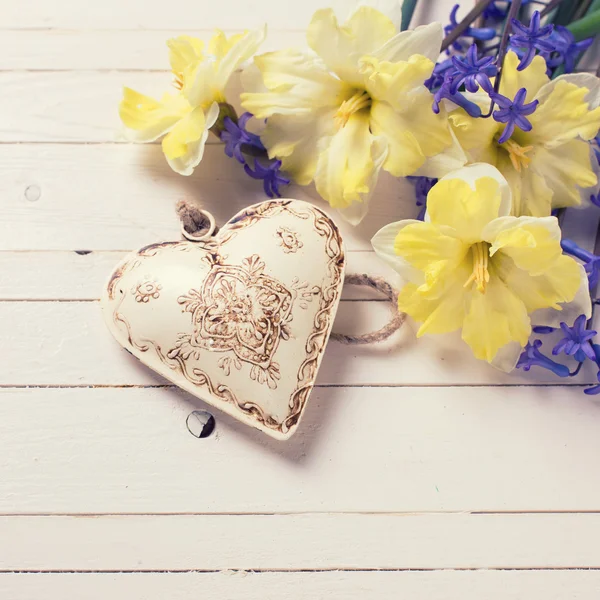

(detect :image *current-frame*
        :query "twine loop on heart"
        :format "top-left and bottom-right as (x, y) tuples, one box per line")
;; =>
(176, 199), (405, 344)
(330, 273), (405, 345)
(177, 200), (217, 241)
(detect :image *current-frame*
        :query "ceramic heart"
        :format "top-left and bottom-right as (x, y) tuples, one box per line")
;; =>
(101, 199), (345, 439)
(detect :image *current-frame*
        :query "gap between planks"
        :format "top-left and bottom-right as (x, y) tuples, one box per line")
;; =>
(2, 570), (599, 600)
(2, 510), (600, 516)
(3, 568), (600, 573)
(0, 383), (595, 389)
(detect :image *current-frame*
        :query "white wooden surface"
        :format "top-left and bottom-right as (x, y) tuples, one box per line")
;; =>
(2, 0), (600, 598)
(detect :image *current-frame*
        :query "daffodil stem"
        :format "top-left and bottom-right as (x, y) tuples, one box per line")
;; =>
(400, 0), (418, 31)
(210, 102), (238, 139)
(570, 361), (585, 377)
(568, 10), (600, 40)
(551, 0), (577, 25)
(479, 0), (522, 118)
(240, 143), (268, 159)
(574, 0), (594, 21)
(496, 0), (522, 77)
(440, 0), (496, 52)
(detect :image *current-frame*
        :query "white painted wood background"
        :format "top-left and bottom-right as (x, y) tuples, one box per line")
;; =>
(2, 0), (600, 598)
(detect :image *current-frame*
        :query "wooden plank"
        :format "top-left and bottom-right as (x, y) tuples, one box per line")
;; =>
(0, 30), (308, 70)
(2, 386), (600, 513)
(0, 251), (399, 301)
(2, 571), (599, 600)
(0, 71), (176, 143)
(0, 144), (417, 252)
(1, 299), (593, 386)
(2, 513), (600, 571)
(1, 0), (451, 30)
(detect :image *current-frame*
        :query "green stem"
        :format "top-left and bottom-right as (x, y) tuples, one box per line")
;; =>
(209, 102), (238, 139)
(440, 0), (496, 52)
(552, 0), (577, 25)
(400, 0), (418, 31)
(541, 0), (565, 19)
(574, 0), (594, 21)
(568, 10), (600, 40)
(565, 0), (600, 76)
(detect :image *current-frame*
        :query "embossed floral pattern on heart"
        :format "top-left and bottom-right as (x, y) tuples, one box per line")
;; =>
(169, 255), (297, 389)
(276, 226), (303, 254)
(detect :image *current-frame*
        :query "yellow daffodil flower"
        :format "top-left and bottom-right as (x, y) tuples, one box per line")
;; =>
(240, 5), (465, 224)
(119, 28), (266, 175)
(449, 51), (600, 217)
(372, 163), (590, 370)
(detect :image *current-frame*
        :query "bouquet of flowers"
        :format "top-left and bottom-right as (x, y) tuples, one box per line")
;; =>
(118, 0), (600, 392)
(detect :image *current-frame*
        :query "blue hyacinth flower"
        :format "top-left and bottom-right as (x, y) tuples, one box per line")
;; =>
(509, 11), (555, 71)
(492, 87), (538, 144)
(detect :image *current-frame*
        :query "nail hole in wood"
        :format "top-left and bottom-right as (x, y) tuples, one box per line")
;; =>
(186, 410), (216, 438)
(24, 185), (41, 202)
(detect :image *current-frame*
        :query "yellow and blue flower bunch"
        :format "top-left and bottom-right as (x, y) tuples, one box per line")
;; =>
(118, 0), (600, 390)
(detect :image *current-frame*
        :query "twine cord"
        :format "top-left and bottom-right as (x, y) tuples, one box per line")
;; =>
(330, 274), (405, 344)
(176, 200), (215, 238)
(176, 200), (405, 345)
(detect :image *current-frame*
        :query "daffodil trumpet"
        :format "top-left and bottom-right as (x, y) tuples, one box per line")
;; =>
(372, 163), (591, 371)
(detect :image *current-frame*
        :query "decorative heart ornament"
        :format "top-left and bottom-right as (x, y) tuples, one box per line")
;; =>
(101, 199), (345, 439)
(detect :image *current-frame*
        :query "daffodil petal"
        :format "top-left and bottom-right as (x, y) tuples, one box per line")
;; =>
(484, 216), (562, 274)
(500, 51), (549, 102)
(427, 164), (512, 241)
(400, 276), (467, 337)
(530, 264), (592, 327)
(529, 80), (600, 147)
(438, 163), (512, 215)
(119, 88), (190, 143)
(462, 277), (531, 363)
(449, 108), (502, 165)
(492, 250), (582, 314)
(394, 221), (468, 288)
(336, 193), (373, 226)
(534, 73), (600, 110)
(489, 340), (524, 373)
(369, 22), (443, 63)
(495, 152), (553, 217)
(241, 49), (348, 118)
(307, 6), (396, 86)
(314, 110), (387, 220)
(580, 144), (600, 206)
(184, 60), (218, 108)
(260, 109), (337, 185)
(361, 54), (435, 106)
(162, 102), (218, 176)
(167, 35), (204, 78)
(370, 95), (453, 177)
(370, 101), (424, 176)
(412, 127), (468, 179)
(186, 27), (266, 107)
(371, 219), (425, 284)
(334, 0), (403, 29)
(531, 140), (598, 210)
(212, 26), (266, 94)
(208, 30), (245, 59)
